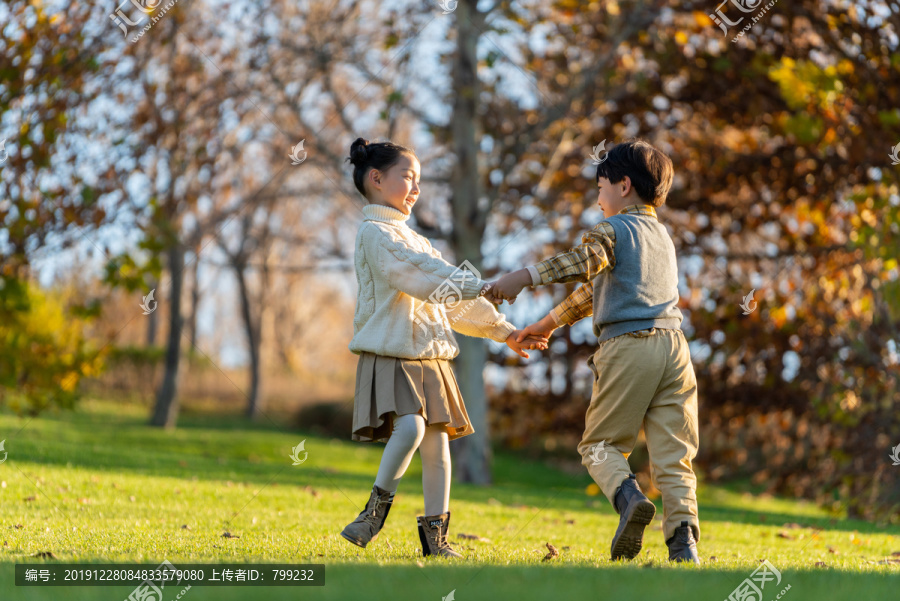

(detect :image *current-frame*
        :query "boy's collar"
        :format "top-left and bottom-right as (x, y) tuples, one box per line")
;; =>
(617, 204), (658, 220)
(363, 203), (411, 225)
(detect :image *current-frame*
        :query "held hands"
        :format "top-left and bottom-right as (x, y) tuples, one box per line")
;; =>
(484, 269), (533, 305)
(506, 329), (549, 359)
(516, 314), (559, 346)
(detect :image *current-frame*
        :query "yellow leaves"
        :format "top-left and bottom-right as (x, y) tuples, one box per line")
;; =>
(693, 12), (713, 28)
(859, 208), (877, 227)
(585, 483), (601, 496)
(770, 305), (788, 329)
(60, 371), (79, 392)
(675, 31), (688, 45)
(606, 1), (620, 16)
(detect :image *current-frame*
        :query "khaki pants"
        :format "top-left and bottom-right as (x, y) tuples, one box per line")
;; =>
(578, 327), (700, 543)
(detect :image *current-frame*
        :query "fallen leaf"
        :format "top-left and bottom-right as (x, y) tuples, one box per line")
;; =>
(709, 556), (718, 561)
(181, 525), (191, 530)
(782, 522), (802, 529)
(542, 542), (559, 562)
(222, 531), (240, 539)
(815, 561), (827, 567)
(23, 496), (36, 502)
(827, 547), (839, 554)
(777, 532), (794, 539)
(33, 551), (56, 559)
(14, 524), (24, 529)
(877, 558), (900, 565)
(457, 533), (491, 543)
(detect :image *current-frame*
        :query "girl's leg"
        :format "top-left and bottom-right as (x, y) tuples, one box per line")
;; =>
(418, 423), (450, 515)
(373, 413), (426, 493)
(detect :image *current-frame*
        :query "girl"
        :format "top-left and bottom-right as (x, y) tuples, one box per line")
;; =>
(341, 137), (547, 558)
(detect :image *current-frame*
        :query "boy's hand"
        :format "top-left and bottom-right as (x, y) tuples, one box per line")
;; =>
(485, 269), (533, 305)
(506, 329), (549, 359)
(516, 313), (558, 343)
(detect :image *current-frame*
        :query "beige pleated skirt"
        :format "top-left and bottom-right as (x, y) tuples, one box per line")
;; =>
(352, 352), (475, 443)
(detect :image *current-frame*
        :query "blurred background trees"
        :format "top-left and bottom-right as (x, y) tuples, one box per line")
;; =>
(1, 0), (897, 520)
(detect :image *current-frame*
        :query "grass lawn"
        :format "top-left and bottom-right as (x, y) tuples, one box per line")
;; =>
(1, 399), (898, 601)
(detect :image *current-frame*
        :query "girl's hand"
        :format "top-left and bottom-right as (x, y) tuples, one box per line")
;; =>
(516, 314), (558, 343)
(506, 330), (549, 358)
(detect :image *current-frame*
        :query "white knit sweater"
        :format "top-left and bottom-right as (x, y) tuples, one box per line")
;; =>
(349, 204), (516, 360)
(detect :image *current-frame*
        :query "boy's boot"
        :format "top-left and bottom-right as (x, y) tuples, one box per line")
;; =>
(417, 511), (462, 558)
(340, 484), (394, 548)
(666, 520), (700, 564)
(610, 473), (657, 560)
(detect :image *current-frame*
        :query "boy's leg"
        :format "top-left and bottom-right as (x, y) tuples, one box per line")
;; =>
(642, 329), (701, 544)
(578, 334), (667, 504)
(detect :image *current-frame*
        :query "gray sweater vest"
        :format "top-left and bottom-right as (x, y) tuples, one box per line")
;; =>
(592, 213), (684, 342)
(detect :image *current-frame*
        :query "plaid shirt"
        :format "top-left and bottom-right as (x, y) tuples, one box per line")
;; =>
(530, 204), (659, 326)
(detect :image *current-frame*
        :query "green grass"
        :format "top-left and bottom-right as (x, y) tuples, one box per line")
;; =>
(1, 399), (898, 601)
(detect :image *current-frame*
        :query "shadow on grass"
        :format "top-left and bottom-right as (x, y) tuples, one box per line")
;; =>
(2, 402), (898, 538)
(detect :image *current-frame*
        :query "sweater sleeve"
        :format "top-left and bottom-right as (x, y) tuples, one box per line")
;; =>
(446, 297), (516, 343)
(368, 224), (488, 302)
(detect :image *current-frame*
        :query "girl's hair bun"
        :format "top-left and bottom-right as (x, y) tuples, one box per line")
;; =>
(349, 138), (369, 166)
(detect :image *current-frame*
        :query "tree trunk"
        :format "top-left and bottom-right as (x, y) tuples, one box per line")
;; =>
(146, 277), (159, 347)
(187, 256), (200, 350)
(150, 244), (185, 428)
(448, 0), (491, 484)
(234, 263), (262, 419)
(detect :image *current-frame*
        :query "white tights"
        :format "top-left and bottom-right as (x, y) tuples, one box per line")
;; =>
(373, 413), (450, 516)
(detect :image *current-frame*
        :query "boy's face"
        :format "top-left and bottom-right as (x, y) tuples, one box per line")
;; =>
(596, 176), (621, 215)
(369, 154), (420, 215)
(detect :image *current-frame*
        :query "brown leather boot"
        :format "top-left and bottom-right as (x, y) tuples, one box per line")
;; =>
(340, 485), (394, 548)
(416, 511), (462, 558)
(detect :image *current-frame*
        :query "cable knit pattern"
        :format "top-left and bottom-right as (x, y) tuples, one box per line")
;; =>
(349, 204), (515, 360)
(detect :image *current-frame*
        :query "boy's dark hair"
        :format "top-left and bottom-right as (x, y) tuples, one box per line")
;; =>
(347, 137), (416, 198)
(595, 139), (674, 207)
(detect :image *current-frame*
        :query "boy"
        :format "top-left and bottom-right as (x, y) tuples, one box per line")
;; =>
(486, 139), (700, 563)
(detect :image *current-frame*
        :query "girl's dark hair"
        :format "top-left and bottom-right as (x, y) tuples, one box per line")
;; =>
(347, 138), (416, 198)
(595, 139), (674, 207)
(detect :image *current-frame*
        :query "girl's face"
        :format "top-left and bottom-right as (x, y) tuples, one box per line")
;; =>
(368, 153), (420, 215)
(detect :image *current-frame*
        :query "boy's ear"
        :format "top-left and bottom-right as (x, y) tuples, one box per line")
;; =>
(620, 175), (632, 197)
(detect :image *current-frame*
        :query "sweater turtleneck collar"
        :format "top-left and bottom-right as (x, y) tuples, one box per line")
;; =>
(362, 203), (411, 225)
